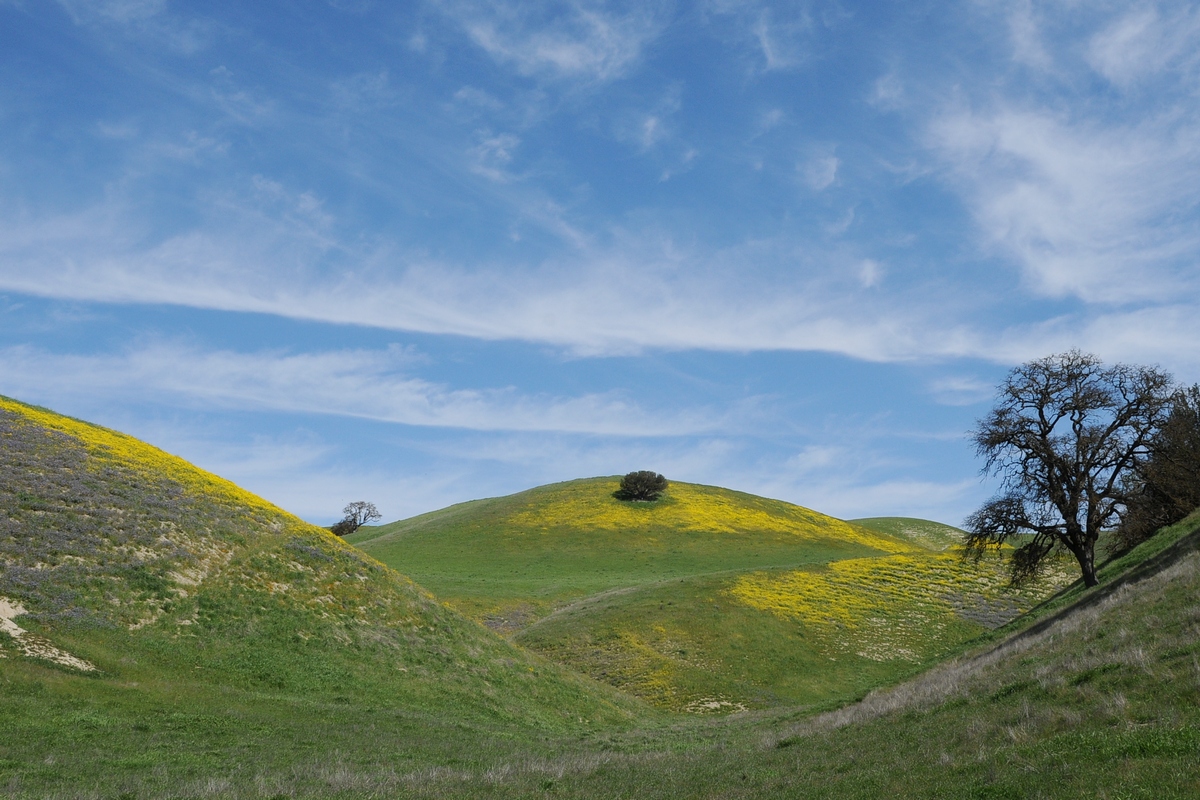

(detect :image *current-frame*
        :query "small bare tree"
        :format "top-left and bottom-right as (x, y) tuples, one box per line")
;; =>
(965, 351), (1174, 586)
(330, 501), (381, 536)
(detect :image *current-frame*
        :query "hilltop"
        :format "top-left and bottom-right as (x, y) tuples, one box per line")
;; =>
(351, 478), (1072, 712)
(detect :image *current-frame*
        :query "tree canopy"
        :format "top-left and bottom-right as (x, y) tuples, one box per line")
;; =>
(965, 351), (1175, 587)
(1113, 385), (1200, 554)
(330, 501), (381, 537)
(615, 471), (668, 502)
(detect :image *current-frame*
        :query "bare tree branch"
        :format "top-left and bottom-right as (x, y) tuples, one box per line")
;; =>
(966, 351), (1174, 587)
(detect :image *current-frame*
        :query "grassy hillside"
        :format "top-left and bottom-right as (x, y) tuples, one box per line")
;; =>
(850, 516), (967, 551)
(0, 395), (644, 796)
(382, 512), (1200, 799)
(352, 479), (1072, 712)
(4, 395), (1198, 798)
(351, 478), (910, 624)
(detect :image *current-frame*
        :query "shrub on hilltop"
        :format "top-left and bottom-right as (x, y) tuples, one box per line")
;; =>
(615, 471), (668, 502)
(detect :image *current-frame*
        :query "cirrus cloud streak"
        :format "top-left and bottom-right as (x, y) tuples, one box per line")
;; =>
(0, 342), (717, 436)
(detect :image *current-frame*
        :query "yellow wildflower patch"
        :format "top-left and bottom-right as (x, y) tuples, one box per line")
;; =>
(727, 550), (1074, 661)
(1, 396), (289, 523)
(505, 479), (912, 553)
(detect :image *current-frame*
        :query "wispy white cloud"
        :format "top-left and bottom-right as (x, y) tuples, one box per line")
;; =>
(330, 71), (397, 112)
(453, 86), (505, 112)
(801, 153), (839, 191)
(707, 1), (814, 72)
(59, 0), (166, 24)
(988, 304), (1200, 378)
(4, 122), (1196, 376)
(438, 0), (669, 83)
(782, 477), (980, 523)
(1087, 5), (1200, 88)
(0, 177), (989, 361)
(753, 441), (982, 521)
(868, 72), (904, 111)
(1005, 0), (1052, 70)
(9, 0), (1200, 387)
(929, 104), (1200, 304)
(857, 259), (883, 289)
(928, 376), (994, 407)
(783, 444), (841, 473)
(56, 0), (215, 54)
(124, 427), (444, 523)
(750, 9), (810, 70)
(0, 342), (718, 436)
(467, 131), (522, 181)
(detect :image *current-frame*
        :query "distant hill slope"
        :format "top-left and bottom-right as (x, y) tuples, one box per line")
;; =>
(351, 477), (912, 625)
(0, 396), (638, 733)
(849, 516), (967, 551)
(351, 478), (1073, 713)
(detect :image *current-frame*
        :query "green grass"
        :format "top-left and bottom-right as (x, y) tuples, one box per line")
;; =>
(347, 478), (904, 626)
(514, 571), (951, 712)
(6, 393), (1199, 798)
(0, 395), (649, 797)
(6, 518), (1198, 798)
(351, 478), (1072, 712)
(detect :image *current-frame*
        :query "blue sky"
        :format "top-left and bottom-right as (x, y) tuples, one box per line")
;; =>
(2, 1), (1199, 526)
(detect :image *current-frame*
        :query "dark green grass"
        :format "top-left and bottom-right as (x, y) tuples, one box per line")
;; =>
(0, 655), (642, 798)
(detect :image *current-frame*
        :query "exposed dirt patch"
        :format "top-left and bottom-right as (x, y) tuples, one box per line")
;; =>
(0, 595), (97, 672)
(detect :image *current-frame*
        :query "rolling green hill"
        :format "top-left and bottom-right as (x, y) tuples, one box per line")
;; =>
(4, 394), (1199, 798)
(396, 512), (1200, 799)
(0, 395), (643, 795)
(351, 479), (1073, 712)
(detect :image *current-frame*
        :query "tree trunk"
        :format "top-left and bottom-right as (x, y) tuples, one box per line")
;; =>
(1077, 546), (1099, 587)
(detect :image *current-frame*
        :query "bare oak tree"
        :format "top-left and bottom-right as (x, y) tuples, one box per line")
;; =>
(330, 501), (381, 537)
(965, 351), (1174, 587)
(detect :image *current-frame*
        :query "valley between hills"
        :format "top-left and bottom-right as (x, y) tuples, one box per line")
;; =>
(3, 393), (1199, 798)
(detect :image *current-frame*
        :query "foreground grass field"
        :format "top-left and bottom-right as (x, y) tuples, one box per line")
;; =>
(352, 482), (1072, 712)
(5, 510), (1198, 798)
(5, 394), (1198, 798)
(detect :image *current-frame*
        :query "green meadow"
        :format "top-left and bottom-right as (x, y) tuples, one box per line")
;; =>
(3, 394), (1199, 798)
(347, 478), (904, 626)
(351, 479), (1072, 712)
